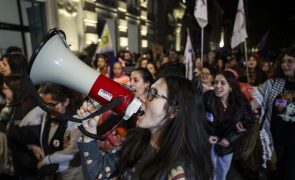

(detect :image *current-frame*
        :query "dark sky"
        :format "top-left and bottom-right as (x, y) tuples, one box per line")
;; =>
(183, 0), (295, 56)
(219, 0), (295, 54)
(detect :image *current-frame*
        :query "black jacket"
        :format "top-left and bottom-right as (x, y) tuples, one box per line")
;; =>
(6, 97), (38, 176)
(203, 90), (254, 155)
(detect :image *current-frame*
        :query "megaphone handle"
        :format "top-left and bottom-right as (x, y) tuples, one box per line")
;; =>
(78, 114), (123, 140)
(21, 74), (126, 140)
(21, 74), (123, 122)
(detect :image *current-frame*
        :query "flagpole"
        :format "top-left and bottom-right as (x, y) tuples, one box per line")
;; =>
(244, 40), (249, 83)
(201, 27), (204, 68)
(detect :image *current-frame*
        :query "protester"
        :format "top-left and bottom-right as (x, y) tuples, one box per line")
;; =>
(200, 64), (216, 93)
(77, 75), (213, 180)
(146, 62), (157, 80)
(112, 61), (130, 85)
(17, 83), (84, 180)
(251, 45), (295, 179)
(204, 71), (254, 180)
(1, 75), (37, 179)
(0, 53), (28, 77)
(92, 54), (110, 77)
(98, 68), (153, 150)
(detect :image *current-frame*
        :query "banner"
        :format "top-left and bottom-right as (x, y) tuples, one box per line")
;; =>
(231, 0), (248, 49)
(194, 0), (208, 28)
(96, 23), (114, 54)
(184, 31), (194, 80)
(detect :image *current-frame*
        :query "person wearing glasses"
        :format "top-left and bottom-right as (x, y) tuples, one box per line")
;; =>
(18, 83), (84, 180)
(201, 64), (217, 93)
(77, 75), (213, 180)
(97, 68), (154, 151)
(251, 45), (295, 179)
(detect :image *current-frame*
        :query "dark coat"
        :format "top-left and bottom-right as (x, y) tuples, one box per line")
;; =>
(6, 97), (38, 176)
(203, 90), (254, 155)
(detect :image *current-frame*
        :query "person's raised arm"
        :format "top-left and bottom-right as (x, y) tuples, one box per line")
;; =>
(77, 101), (120, 180)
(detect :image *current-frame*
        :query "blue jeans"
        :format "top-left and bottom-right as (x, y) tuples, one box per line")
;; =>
(211, 145), (233, 180)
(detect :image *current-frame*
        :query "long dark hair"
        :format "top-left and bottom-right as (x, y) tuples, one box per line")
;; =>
(216, 71), (250, 113)
(132, 67), (154, 85)
(3, 74), (27, 105)
(40, 83), (83, 116)
(1, 54), (28, 75)
(117, 75), (213, 179)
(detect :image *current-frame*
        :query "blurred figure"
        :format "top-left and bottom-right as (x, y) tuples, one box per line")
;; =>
(158, 50), (185, 77)
(92, 54), (110, 77)
(154, 59), (162, 70)
(122, 51), (136, 76)
(201, 64), (216, 93)
(216, 58), (226, 73)
(260, 60), (273, 78)
(161, 55), (169, 66)
(194, 57), (202, 80)
(136, 57), (148, 68)
(0, 54), (29, 114)
(146, 62), (157, 80)
(241, 54), (267, 86)
(112, 61), (130, 85)
(0, 54), (28, 77)
(1, 75), (37, 180)
(207, 51), (216, 65)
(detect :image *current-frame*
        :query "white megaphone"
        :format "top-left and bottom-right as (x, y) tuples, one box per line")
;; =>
(27, 28), (142, 121)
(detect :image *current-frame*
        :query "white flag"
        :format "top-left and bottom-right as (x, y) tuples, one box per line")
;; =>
(194, 0), (208, 28)
(184, 31), (194, 80)
(231, 0), (248, 49)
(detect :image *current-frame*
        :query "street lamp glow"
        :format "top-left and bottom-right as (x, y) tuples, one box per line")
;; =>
(219, 27), (224, 48)
(219, 41), (224, 48)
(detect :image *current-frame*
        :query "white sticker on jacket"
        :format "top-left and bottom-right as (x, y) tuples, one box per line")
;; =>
(206, 112), (214, 122)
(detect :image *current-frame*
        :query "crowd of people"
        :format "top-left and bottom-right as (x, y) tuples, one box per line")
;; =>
(0, 44), (294, 180)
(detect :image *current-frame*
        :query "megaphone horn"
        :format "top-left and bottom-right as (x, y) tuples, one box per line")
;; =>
(26, 28), (143, 139)
(28, 28), (141, 119)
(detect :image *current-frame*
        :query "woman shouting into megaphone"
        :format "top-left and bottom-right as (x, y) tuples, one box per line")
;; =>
(77, 75), (214, 180)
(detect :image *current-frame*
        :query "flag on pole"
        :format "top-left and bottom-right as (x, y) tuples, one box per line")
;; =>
(184, 30), (194, 80)
(231, 0), (248, 49)
(96, 23), (114, 54)
(194, 0), (208, 28)
(256, 31), (269, 51)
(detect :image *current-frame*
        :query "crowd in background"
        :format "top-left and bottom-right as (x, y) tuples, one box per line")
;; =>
(0, 43), (294, 180)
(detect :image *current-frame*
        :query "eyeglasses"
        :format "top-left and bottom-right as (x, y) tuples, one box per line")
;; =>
(281, 58), (295, 65)
(44, 101), (60, 109)
(145, 87), (169, 102)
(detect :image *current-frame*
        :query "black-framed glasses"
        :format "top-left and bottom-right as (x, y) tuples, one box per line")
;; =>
(281, 58), (295, 65)
(145, 87), (169, 102)
(44, 101), (61, 109)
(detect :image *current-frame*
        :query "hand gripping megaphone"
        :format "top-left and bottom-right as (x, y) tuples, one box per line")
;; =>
(24, 28), (143, 140)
